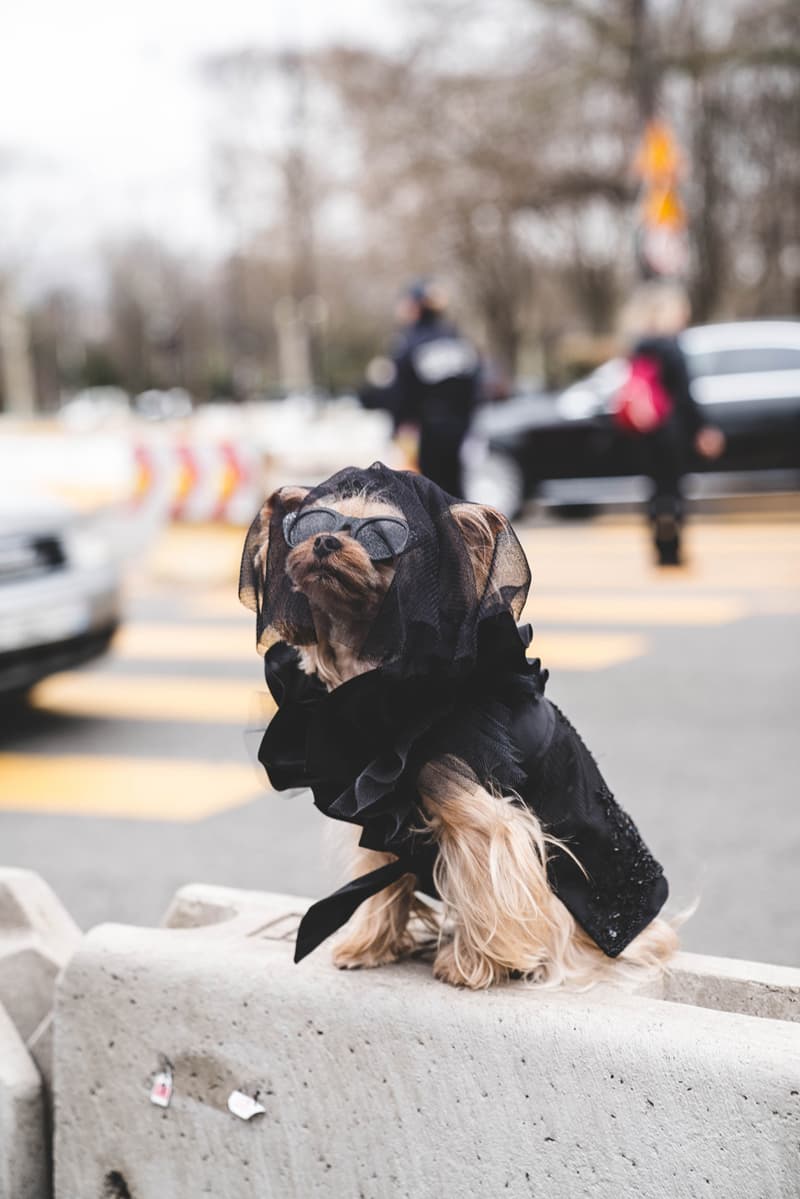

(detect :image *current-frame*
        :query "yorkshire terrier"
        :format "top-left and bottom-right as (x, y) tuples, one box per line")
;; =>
(243, 464), (678, 990)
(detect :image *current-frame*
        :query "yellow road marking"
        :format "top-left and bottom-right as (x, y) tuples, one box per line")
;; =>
(114, 621), (657, 670)
(173, 523), (800, 605)
(753, 592), (800, 615)
(524, 557), (797, 592)
(0, 754), (262, 821)
(32, 625), (648, 734)
(117, 591), (741, 671)
(524, 594), (746, 626)
(187, 591), (253, 619)
(144, 523), (245, 587)
(530, 632), (647, 670)
(114, 623), (254, 661)
(115, 628), (647, 676)
(31, 673), (275, 725)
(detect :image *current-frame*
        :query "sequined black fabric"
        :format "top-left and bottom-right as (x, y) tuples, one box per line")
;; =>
(517, 705), (668, 955)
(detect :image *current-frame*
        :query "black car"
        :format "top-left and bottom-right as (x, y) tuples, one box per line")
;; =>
(464, 320), (800, 515)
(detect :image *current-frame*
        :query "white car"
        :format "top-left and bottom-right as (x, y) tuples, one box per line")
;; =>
(0, 494), (121, 697)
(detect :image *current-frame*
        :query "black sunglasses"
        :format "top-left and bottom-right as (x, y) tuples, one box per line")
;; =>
(283, 506), (410, 561)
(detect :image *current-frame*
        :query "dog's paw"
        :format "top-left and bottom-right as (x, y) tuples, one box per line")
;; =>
(332, 934), (412, 971)
(517, 963), (548, 985)
(432, 941), (507, 990)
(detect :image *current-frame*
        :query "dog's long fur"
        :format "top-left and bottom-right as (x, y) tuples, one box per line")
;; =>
(259, 485), (678, 989)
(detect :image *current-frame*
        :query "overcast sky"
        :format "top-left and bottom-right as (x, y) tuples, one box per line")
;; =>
(1, 0), (402, 296)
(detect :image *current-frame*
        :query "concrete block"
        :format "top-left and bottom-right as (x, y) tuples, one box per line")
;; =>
(661, 951), (800, 1022)
(27, 1014), (56, 1097)
(161, 881), (298, 932)
(0, 868), (81, 1051)
(54, 886), (800, 1199)
(0, 1002), (49, 1199)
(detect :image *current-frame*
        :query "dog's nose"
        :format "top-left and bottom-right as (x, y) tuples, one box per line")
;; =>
(313, 534), (341, 559)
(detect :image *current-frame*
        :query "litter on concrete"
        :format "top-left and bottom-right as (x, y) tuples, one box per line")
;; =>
(149, 1069), (173, 1109)
(227, 1090), (266, 1120)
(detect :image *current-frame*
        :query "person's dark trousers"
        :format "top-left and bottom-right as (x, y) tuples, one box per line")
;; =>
(418, 425), (467, 500)
(639, 420), (689, 566)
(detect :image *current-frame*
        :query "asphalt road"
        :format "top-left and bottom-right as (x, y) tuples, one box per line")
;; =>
(2, 510), (799, 968)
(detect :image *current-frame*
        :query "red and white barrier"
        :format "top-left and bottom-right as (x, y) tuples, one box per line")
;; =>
(1, 397), (399, 526)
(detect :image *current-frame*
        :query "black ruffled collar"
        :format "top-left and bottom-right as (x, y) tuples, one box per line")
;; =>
(261, 613), (544, 814)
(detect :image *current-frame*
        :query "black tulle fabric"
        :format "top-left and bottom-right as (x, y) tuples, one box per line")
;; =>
(239, 461), (531, 671)
(240, 464), (668, 963)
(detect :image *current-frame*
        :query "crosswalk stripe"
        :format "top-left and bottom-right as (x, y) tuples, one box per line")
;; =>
(31, 629), (648, 731)
(523, 595), (746, 625)
(113, 629), (647, 676)
(0, 755), (261, 821)
(185, 530), (799, 617)
(528, 632), (647, 670)
(114, 623), (255, 661)
(187, 592), (252, 619)
(116, 592), (740, 671)
(752, 592), (800, 615)
(31, 673), (275, 725)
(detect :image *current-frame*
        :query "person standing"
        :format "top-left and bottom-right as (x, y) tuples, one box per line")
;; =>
(389, 280), (482, 499)
(617, 283), (725, 566)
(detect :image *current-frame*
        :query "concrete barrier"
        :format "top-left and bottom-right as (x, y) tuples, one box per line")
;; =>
(53, 885), (800, 1199)
(0, 868), (81, 1090)
(0, 1003), (49, 1199)
(0, 868), (80, 1199)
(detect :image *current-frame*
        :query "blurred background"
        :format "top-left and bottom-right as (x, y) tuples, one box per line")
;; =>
(1, 0), (798, 965)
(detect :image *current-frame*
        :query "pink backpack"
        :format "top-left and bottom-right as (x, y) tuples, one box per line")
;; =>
(613, 355), (673, 433)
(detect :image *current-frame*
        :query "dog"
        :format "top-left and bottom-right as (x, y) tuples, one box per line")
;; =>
(241, 463), (678, 990)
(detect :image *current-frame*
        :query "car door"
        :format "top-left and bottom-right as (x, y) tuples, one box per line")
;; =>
(685, 342), (800, 471)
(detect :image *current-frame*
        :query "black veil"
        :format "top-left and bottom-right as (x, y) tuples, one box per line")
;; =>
(239, 461), (530, 678)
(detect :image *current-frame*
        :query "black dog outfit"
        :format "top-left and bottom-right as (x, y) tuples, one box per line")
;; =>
(240, 463), (668, 963)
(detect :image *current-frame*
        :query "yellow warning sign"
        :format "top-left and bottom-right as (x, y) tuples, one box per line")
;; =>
(634, 119), (687, 235)
(634, 120), (684, 182)
(641, 183), (686, 230)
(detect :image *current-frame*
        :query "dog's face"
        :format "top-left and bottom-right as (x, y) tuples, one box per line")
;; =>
(249, 478), (510, 682)
(284, 492), (407, 636)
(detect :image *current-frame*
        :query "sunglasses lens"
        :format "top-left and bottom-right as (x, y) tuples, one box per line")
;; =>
(289, 509), (338, 545)
(356, 519), (409, 560)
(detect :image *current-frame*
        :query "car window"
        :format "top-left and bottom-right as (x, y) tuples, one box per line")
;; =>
(688, 346), (800, 376)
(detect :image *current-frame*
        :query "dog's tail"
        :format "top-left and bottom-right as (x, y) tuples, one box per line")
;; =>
(536, 898), (697, 993)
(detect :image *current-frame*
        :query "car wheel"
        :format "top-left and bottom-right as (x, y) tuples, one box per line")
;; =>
(462, 449), (526, 518)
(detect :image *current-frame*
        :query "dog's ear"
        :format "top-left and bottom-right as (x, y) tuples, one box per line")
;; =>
(250, 485), (309, 585)
(449, 502), (510, 594)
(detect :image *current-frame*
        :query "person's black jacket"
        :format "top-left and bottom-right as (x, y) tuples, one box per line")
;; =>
(391, 314), (481, 434)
